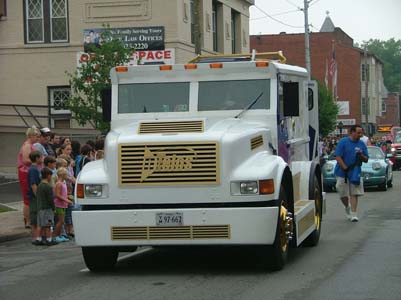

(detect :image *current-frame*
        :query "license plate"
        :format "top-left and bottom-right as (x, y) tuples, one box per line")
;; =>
(156, 212), (183, 226)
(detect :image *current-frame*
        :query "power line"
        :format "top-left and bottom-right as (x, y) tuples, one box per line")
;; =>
(250, 9), (300, 21)
(285, 0), (302, 9)
(309, 0), (323, 7)
(254, 5), (304, 29)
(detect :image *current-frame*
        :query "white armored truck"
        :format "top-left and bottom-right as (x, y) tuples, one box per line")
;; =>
(73, 52), (325, 271)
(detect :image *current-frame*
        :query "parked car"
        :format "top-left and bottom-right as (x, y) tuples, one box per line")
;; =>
(322, 154), (337, 192)
(322, 146), (393, 192)
(391, 132), (401, 170)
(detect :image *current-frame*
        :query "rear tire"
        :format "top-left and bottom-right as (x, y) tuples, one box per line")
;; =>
(303, 175), (322, 247)
(82, 247), (119, 272)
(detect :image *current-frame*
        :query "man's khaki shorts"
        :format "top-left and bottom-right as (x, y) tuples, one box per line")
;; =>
(336, 177), (364, 198)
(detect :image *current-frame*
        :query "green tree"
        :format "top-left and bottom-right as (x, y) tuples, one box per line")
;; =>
(318, 81), (339, 137)
(66, 30), (134, 131)
(363, 38), (401, 92)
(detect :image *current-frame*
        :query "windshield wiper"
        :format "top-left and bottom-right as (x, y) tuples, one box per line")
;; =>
(234, 92), (264, 119)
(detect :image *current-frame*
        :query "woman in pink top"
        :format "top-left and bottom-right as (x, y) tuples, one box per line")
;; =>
(17, 126), (41, 227)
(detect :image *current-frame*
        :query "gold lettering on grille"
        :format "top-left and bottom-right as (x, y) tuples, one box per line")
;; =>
(141, 147), (197, 182)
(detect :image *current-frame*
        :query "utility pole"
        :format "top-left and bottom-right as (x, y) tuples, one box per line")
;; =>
(303, 0), (311, 81)
(193, 0), (202, 55)
(364, 46), (369, 134)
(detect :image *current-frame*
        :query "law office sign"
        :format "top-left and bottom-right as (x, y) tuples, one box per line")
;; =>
(83, 26), (165, 52)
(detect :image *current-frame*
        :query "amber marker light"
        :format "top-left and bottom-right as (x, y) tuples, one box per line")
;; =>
(77, 184), (85, 198)
(259, 179), (275, 194)
(115, 66), (128, 72)
(184, 64), (198, 70)
(210, 63), (223, 69)
(256, 61), (269, 67)
(159, 65), (173, 71)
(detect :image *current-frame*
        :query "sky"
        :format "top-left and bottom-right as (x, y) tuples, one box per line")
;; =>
(250, 0), (401, 44)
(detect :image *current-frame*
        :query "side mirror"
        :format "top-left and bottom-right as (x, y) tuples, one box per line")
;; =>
(101, 88), (111, 123)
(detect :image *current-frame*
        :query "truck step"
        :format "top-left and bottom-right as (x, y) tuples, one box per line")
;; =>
(294, 200), (316, 246)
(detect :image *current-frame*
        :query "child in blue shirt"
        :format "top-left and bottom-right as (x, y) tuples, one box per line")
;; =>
(27, 150), (43, 245)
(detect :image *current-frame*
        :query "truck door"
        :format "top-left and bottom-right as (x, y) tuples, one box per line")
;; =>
(278, 80), (300, 164)
(307, 81), (319, 161)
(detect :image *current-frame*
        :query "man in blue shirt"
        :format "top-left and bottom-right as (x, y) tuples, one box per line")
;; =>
(334, 125), (369, 222)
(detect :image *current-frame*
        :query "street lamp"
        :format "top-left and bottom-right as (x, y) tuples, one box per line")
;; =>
(338, 121), (344, 138)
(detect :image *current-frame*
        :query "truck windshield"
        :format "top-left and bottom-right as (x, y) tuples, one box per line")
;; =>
(198, 79), (270, 111)
(118, 82), (190, 113)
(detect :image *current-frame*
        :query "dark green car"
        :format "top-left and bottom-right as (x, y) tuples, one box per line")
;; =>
(322, 146), (393, 192)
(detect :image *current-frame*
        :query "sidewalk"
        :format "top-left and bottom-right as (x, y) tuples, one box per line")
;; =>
(0, 202), (31, 242)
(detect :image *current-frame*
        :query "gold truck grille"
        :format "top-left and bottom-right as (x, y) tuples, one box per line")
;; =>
(119, 142), (219, 186)
(111, 225), (230, 240)
(139, 121), (204, 134)
(250, 135), (264, 150)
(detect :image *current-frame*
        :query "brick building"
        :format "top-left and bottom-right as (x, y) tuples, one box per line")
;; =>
(250, 15), (386, 137)
(377, 92), (401, 127)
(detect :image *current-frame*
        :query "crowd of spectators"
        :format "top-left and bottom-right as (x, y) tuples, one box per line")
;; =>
(319, 133), (393, 164)
(17, 125), (104, 246)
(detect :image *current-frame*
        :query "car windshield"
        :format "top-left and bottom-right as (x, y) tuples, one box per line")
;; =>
(394, 134), (401, 143)
(118, 82), (190, 113)
(198, 79), (270, 111)
(368, 147), (384, 159)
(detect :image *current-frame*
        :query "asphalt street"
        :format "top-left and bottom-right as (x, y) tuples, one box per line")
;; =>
(1, 173), (401, 300)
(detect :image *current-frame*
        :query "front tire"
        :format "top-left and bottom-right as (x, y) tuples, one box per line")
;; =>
(82, 247), (119, 272)
(262, 184), (292, 271)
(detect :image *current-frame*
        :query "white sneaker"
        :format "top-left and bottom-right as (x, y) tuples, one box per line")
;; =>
(345, 206), (351, 220)
(350, 214), (359, 222)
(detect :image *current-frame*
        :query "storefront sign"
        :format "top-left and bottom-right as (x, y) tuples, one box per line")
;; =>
(77, 48), (175, 67)
(83, 26), (165, 52)
(336, 119), (355, 126)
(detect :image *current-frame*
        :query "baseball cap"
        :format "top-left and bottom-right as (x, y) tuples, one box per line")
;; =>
(40, 127), (51, 136)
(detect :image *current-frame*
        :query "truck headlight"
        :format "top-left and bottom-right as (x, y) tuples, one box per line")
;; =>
(85, 185), (103, 197)
(240, 181), (259, 194)
(230, 179), (274, 195)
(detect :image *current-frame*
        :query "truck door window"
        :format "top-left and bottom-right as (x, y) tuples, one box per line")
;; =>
(198, 79), (270, 111)
(282, 82), (299, 117)
(118, 82), (190, 113)
(308, 88), (314, 110)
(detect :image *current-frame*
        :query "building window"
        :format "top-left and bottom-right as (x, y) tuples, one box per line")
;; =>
(24, 0), (69, 44)
(362, 64), (370, 81)
(49, 86), (70, 114)
(362, 97), (370, 115)
(49, 86), (71, 128)
(0, 0), (7, 18)
(212, 1), (217, 52)
(231, 11), (236, 53)
(190, 0), (195, 44)
(381, 100), (386, 113)
(231, 9), (240, 54)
